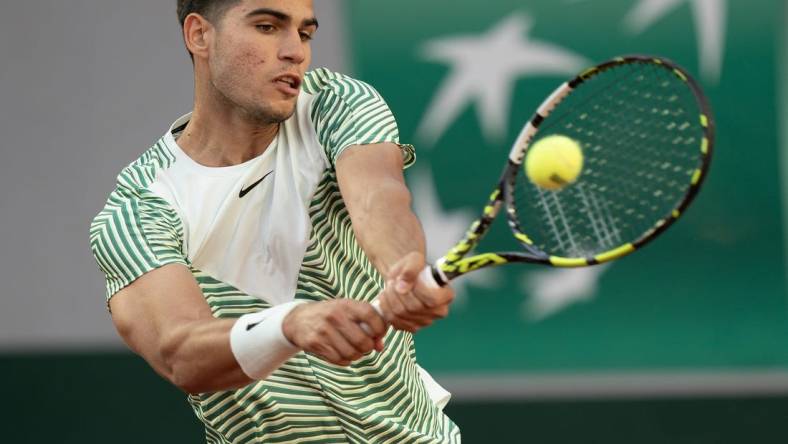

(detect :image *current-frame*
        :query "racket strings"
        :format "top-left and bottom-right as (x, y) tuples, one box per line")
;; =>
(512, 61), (705, 258)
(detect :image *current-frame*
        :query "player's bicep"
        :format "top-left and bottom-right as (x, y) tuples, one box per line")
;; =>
(110, 263), (212, 368)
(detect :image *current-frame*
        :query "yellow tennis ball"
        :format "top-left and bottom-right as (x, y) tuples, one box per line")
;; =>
(525, 135), (584, 190)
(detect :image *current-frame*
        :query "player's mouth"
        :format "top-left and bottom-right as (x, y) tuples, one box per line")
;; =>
(273, 74), (301, 96)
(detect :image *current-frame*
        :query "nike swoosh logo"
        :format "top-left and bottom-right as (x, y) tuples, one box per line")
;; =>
(239, 170), (274, 198)
(246, 321), (262, 331)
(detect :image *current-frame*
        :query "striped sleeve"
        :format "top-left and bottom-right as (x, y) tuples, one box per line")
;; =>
(89, 187), (187, 301)
(308, 70), (415, 167)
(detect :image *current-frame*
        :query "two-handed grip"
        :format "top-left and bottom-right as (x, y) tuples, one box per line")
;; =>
(360, 265), (441, 335)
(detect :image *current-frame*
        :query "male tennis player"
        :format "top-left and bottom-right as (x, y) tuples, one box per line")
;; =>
(89, 0), (461, 442)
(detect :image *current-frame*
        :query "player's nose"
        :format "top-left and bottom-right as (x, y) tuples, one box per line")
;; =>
(279, 30), (307, 64)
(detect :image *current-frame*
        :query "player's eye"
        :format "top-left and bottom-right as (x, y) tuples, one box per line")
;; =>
(299, 31), (314, 42)
(256, 24), (276, 33)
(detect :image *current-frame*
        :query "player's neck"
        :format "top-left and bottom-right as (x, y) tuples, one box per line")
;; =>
(177, 93), (280, 168)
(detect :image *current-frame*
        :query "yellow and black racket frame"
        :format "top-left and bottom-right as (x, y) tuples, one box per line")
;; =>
(430, 55), (714, 285)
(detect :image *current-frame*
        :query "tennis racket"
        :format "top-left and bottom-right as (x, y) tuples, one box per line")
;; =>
(417, 54), (714, 288)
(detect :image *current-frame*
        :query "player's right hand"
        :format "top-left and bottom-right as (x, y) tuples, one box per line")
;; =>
(281, 300), (387, 366)
(376, 252), (455, 333)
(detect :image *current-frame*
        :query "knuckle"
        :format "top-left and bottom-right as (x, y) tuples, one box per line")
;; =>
(359, 337), (374, 352)
(324, 311), (341, 325)
(394, 320), (418, 333)
(306, 339), (321, 351)
(392, 321), (408, 331)
(315, 325), (330, 337)
(391, 304), (406, 317)
(359, 304), (375, 319)
(404, 299), (422, 311)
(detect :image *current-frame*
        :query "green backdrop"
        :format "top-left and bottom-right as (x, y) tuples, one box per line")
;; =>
(349, 0), (788, 374)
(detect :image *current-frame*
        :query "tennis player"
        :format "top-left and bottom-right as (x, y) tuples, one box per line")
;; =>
(89, 0), (460, 442)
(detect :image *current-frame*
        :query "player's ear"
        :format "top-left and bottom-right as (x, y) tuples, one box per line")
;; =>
(182, 13), (213, 60)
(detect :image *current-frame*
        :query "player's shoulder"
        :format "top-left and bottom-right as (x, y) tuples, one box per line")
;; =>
(114, 140), (177, 197)
(302, 68), (383, 107)
(91, 140), (176, 224)
(90, 140), (178, 238)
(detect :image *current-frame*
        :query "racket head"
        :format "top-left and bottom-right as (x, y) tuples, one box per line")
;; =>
(502, 55), (714, 267)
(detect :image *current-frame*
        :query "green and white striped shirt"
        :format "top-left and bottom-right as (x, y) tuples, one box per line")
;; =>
(90, 68), (461, 443)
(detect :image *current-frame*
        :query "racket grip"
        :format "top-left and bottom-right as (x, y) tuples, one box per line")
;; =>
(418, 265), (444, 288)
(370, 299), (383, 317)
(360, 299), (384, 336)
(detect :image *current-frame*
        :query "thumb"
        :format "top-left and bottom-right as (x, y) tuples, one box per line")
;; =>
(394, 252), (425, 294)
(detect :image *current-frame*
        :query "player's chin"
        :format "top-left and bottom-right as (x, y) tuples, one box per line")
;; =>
(253, 99), (297, 124)
(272, 96), (299, 118)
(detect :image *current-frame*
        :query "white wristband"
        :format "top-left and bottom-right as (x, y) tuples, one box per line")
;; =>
(229, 300), (306, 380)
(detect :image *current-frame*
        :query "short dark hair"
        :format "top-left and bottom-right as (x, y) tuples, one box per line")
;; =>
(177, 0), (242, 27)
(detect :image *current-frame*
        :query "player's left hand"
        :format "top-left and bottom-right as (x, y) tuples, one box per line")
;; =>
(376, 252), (455, 333)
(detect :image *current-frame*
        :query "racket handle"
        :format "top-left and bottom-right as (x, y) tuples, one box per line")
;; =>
(360, 299), (384, 336)
(418, 265), (447, 288)
(370, 299), (383, 317)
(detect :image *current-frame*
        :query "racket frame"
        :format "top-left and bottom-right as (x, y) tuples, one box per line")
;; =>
(430, 55), (714, 286)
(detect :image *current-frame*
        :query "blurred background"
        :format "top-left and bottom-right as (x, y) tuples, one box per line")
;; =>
(2, 0), (787, 442)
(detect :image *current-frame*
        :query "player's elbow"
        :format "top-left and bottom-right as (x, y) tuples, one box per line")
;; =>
(168, 363), (231, 395)
(112, 314), (199, 393)
(165, 358), (198, 394)
(169, 371), (204, 395)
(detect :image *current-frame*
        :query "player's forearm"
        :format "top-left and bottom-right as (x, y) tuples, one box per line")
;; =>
(350, 178), (426, 277)
(158, 318), (253, 394)
(157, 301), (304, 394)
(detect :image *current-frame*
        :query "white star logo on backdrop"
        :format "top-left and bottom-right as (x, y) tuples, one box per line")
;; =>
(521, 264), (611, 321)
(624, 0), (727, 83)
(409, 168), (501, 306)
(416, 14), (590, 147)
